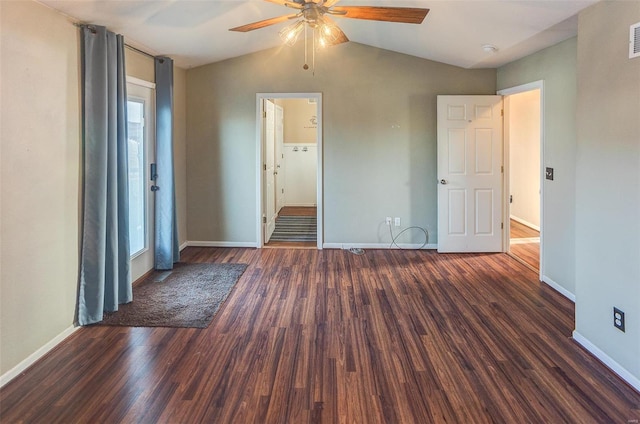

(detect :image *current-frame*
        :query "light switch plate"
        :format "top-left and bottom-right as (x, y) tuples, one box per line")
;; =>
(545, 167), (554, 181)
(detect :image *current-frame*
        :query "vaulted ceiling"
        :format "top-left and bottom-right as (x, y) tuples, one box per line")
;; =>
(39, 0), (598, 69)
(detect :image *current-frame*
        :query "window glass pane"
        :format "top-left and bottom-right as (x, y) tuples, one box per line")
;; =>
(127, 99), (146, 256)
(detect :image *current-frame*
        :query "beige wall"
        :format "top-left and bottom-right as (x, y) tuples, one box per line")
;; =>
(1, 0), (80, 375)
(508, 90), (540, 228)
(498, 37), (578, 295)
(186, 42), (496, 245)
(281, 98), (317, 144)
(575, 1), (640, 382)
(125, 48), (154, 82)
(0, 0), (188, 378)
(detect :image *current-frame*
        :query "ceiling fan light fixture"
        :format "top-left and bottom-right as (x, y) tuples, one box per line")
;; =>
(279, 20), (304, 46)
(317, 22), (339, 48)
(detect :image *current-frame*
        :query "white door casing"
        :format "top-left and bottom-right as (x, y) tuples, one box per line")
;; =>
(256, 93), (323, 249)
(437, 95), (503, 252)
(275, 104), (285, 212)
(264, 100), (276, 243)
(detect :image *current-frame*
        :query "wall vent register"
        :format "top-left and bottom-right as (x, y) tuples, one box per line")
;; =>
(631, 22), (640, 59)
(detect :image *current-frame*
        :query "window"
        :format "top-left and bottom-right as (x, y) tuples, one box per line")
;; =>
(127, 98), (146, 256)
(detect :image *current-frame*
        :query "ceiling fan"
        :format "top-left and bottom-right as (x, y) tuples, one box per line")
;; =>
(229, 0), (429, 70)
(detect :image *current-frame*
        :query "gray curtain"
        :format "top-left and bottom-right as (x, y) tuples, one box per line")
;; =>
(77, 25), (132, 325)
(154, 57), (180, 270)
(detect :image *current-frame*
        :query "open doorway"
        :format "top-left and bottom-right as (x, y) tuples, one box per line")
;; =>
(256, 93), (322, 249)
(499, 82), (543, 273)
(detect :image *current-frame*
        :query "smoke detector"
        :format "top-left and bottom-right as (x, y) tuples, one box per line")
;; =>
(482, 44), (498, 53)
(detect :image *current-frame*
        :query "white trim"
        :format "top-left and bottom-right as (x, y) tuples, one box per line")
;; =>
(542, 275), (576, 302)
(509, 215), (540, 232)
(498, 80), (545, 281)
(256, 93), (323, 250)
(179, 241), (188, 251)
(323, 243), (438, 250)
(510, 237), (540, 245)
(0, 325), (79, 388)
(188, 241), (258, 248)
(497, 81), (542, 96)
(283, 143), (317, 147)
(283, 203), (317, 207)
(572, 331), (640, 393)
(126, 75), (155, 89)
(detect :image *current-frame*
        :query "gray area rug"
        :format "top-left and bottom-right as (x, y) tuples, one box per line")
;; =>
(99, 263), (248, 328)
(270, 215), (317, 242)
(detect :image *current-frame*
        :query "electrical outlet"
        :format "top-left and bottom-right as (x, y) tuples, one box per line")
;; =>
(385, 217), (392, 226)
(394, 217), (401, 227)
(614, 307), (625, 332)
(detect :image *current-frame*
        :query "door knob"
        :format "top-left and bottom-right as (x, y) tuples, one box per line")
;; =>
(439, 179), (448, 185)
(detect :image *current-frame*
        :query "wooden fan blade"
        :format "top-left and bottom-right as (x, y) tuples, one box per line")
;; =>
(323, 0), (341, 7)
(229, 14), (298, 32)
(323, 16), (349, 46)
(330, 6), (429, 24)
(264, 0), (303, 9)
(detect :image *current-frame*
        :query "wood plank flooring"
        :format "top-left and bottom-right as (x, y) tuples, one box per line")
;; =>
(2, 247), (639, 423)
(510, 219), (540, 270)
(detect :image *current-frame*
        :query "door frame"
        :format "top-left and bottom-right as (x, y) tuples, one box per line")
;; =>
(255, 93), (323, 249)
(497, 80), (544, 279)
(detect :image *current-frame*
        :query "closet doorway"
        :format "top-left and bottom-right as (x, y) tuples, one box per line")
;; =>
(256, 93), (322, 249)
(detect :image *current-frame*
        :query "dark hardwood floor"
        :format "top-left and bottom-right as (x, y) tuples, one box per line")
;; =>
(510, 219), (540, 270)
(2, 247), (639, 423)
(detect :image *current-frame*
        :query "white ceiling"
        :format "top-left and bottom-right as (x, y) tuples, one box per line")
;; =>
(38, 0), (598, 69)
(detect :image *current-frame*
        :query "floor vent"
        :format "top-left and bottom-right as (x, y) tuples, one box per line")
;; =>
(631, 22), (640, 59)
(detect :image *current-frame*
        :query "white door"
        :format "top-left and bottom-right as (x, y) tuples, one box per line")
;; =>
(275, 104), (285, 212)
(264, 100), (276, 242)
(437, 95), (503, 252)
(127, 81), (155, 281)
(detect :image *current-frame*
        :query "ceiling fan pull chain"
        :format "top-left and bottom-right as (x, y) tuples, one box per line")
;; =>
(303, 23), (309, 70)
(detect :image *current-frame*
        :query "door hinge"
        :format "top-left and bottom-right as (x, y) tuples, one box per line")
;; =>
(501, 222), (504, 229)
(281, 188), (284, 194)
(262, 216), (267, 224)
(501, 109), (504, 117)
(501, 165), (504, 173)
(263, 164), (267, 171)
(263, 111), (267, 118)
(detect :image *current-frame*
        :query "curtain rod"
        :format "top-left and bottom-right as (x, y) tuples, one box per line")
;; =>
(73, 23), (157, 60)
(124, 44), (156, 60)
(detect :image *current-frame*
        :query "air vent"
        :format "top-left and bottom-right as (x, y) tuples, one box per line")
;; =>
(631, 22), (640, 59)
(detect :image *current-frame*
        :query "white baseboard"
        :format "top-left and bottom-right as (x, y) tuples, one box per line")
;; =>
(541, 275), (576, 302)
(510, 215), (540, 231)
(187, 241), (258, 248)
(283, 204), (316, 207)
(323, 242), (437, 250)
(179, 241), (188, 251)
(510, 237), (540, 245)
(572, 331), (640, 393)
(0, 325), (79, 388)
